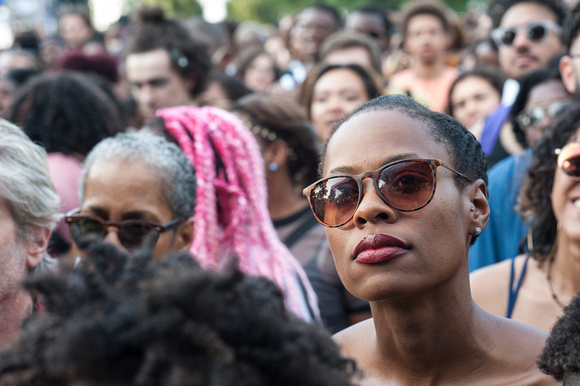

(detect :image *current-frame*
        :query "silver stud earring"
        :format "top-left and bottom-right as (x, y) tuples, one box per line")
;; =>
(268, 163), (278, 172)
(470, 207), (475, 212)
(473, 227), (482, 236)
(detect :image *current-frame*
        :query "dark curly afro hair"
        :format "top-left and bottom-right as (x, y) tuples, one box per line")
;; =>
(0, 244), (358, 386)
(538, 290), (580, 382)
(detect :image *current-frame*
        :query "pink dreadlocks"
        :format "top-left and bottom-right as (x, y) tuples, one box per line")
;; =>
(157, 106), (320, 322)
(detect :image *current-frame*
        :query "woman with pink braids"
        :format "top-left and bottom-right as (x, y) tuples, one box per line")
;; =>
(155, 106), (320, 322)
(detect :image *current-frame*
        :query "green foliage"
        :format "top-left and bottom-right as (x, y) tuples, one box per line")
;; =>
(124, 0), (202, 18)
(227, 0), (469, 24)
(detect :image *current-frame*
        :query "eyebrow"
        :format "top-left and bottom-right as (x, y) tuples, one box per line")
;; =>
(85, 207), (158, 222)
(328, 152), (420, 175)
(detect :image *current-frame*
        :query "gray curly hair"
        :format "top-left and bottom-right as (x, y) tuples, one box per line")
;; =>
(80, 132), (196, 219)
(0, 119), (60, 274)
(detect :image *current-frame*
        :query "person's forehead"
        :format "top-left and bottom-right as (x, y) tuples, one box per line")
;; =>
(126, 49), (178, 80)
(526, 79), (570, 106)
(324, 109), (452, 175)
(314, 68), (366, 92)
(299, 8), (337, 25)
(325, 46), (372, 66)
(347, 12), (385, 31)
(499, 2), (558, 27)
(60, 13), (88, 27)
(407, 13), (445, 31)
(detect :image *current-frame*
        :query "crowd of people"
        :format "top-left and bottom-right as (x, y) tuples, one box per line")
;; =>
(1, 0), (580, 383)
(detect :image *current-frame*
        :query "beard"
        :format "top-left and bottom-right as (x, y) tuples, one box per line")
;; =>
(0, 234), (26, 304)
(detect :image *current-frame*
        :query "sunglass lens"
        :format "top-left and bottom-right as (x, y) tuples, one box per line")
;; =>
(70, 218), (107, 249)
(310, 177), (359, 226)
(378, 161), (434, 210)
(118, 224), (157, 250)
(528, 24), (546, 41)
(563, 155), (580, 178)
(501, 30), (516, 45)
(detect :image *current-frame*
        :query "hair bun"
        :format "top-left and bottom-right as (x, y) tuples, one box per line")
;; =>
(135, 5), (166, 24)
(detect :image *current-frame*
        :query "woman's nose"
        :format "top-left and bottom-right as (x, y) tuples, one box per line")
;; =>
(352, 179), (397, 227)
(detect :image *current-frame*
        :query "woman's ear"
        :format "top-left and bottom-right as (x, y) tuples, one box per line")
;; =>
(25, 227), (51, 269)
(467, 179), (490, 231)
(174, 218), (194, 252)
(263, 141), (289, 170)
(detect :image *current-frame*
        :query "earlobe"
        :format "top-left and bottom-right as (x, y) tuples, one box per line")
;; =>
(25, 227), (51, 269)
(468, 179), (490, 231)
(175, 218), (194, 252)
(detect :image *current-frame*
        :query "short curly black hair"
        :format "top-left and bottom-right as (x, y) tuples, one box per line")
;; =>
(0, 243), (357, 385)
(126, 5), (212, 98)
(8, 71), (124, 157)
(519, 103), (580, 263)
(538, 290), (580, 381)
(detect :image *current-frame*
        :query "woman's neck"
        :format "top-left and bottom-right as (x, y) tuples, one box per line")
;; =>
(267, 174), (309, 221)
(368, 271), (491, 381)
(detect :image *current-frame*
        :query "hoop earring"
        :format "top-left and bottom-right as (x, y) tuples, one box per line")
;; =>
(527, 227), (534, 254)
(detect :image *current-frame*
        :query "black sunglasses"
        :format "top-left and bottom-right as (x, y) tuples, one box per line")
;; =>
(556, 142), (580, 179)
(302, 159), (471, 228)
(491, 21), (562, 47)
(65, 209), (184, 250)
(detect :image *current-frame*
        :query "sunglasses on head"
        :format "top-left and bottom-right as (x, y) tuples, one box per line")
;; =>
(65, 209), (184, 251)
(556, 142), (580, 179)
(515, 101), (572, 131)
(491, 21), (562, 47)
(302, 159), (471, 228)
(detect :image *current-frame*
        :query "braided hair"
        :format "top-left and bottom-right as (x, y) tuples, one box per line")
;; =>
(156, 106), (320, 321)
(0, 243), (357, 385)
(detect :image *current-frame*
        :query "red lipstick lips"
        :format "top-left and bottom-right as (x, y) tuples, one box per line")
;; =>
(354, 234), (410, 264)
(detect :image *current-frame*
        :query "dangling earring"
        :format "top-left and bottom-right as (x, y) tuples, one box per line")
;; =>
(268, 163), (278, 172)
(527, 228), (534, 254)
(473, 227), (482, 236)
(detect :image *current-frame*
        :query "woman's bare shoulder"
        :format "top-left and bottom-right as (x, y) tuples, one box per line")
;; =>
(476, 312), (555, 385)
(333, 318), (375, 359)
(470, 255), (528, 316)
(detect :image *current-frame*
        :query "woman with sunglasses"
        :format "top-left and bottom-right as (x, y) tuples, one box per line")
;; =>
(471, 105), (580, 333)
(469, 65), (572, 271)
(304, 94), (552, 384)
(66, 132), (196, 259)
